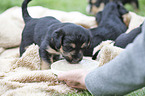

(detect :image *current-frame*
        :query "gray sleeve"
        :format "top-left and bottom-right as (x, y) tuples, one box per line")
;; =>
(85, 22), (145, 96)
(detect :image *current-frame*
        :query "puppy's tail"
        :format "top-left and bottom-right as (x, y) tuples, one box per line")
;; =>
(22, 0), (32, 23)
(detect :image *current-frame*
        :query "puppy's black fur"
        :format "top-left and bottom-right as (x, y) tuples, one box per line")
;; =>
(87, 0), (139, 15)
(114, 24), (142, 48)
(83, 2), (128, 56)
(20, 0), (91, 66)
(91, 25), (142, 59)
(95, 11), (102, 25)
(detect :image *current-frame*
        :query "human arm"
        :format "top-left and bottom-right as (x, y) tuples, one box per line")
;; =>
(85, 22), (145, 95)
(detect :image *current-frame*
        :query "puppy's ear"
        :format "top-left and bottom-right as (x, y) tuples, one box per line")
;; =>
(51, 28), (64, 50)
(117, 2), (129, 15)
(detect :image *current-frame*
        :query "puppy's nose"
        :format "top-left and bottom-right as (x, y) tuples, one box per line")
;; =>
(71, 57), (83, 64)
(70, 60), (79, 64)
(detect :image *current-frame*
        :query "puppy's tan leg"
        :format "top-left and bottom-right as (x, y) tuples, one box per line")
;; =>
(122, 13), (131, 27)
(41, 55), (56, 70)
(41, 60), (50, 70)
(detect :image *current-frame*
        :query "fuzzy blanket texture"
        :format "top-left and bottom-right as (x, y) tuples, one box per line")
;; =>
(0, 44), (80, 96)
(0, 6), (144, 95)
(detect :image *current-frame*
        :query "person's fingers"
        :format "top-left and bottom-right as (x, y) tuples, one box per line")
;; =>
(65, 80), (87, 89)
(57, 69), (89, 89)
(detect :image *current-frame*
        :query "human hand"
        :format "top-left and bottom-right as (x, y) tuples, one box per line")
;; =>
(58, 69), (89, 89)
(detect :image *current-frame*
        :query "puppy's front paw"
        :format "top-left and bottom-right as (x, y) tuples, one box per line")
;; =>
(41, 60), (50, 70)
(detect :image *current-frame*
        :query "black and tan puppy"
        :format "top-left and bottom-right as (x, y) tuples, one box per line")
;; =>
(20, 0), (91, 69)
(87, 0), (139, 15)
(114, 24), (142, 48)
(83, 2), (128, 56)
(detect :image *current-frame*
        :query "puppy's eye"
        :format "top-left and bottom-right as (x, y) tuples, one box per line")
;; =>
(63, 46), (74, 51)
(66, 46), (73, 49)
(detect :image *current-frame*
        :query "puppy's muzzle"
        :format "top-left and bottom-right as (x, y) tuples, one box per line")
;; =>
(64, 53), (83, 64)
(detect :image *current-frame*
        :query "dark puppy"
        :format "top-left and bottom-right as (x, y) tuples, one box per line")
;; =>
(86, 0), (139, 15)
(83, 2), (128, 56)
(114, 24), (142, 48)
(20, 0), (91, 69)
(92, 25), (142, 60)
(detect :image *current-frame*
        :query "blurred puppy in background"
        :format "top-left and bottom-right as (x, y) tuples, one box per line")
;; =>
(92, 25), (142, 60)
(83, 2), (128, 56)
(86, 0), (139, 15)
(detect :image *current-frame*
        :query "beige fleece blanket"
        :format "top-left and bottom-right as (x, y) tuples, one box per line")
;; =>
(0, 6), (144, 95)
(0, 43), (123, 95)
(93, 40), (124, 67)
(125, 12), (145, 33)
(0, 44), (79, 96)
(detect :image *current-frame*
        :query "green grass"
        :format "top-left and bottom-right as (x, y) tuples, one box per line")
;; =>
(0, 0), (145, 16)
(0, 0), (145, 96)
(63, 91), (93, 96)
(125, 0), (145, 16)
(0, 0), (88, 14)
(126, 87), (145, 96)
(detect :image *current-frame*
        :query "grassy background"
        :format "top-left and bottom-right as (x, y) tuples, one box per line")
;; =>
(0, 0), (145, 16)
(0, 0), (145, 96)
(0, 0), (88, 14)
